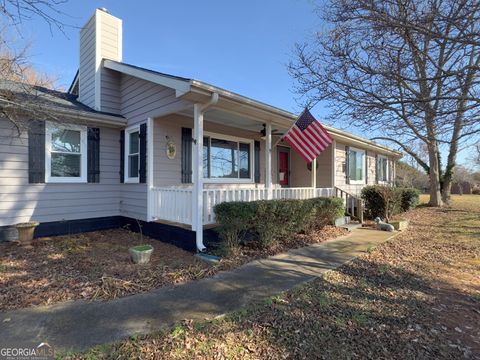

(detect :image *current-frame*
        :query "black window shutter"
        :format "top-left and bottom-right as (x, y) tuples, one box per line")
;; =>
(254, 140), (261, 183)
(28, 120), (45, 184)
(365, 151), (368, 185)
(345, 145), (350, 184)
(139, 123), (147, 183)
(375, 153), (379, 183)
(120, 130), (125, 183)
(181, 127), (192, 183)
(87, 128), (100, 183)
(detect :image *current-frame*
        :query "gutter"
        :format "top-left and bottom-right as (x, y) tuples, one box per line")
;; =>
(0, 98), (127, 128)
(190, 82), (402, 157)
(51, 107), (127, 128)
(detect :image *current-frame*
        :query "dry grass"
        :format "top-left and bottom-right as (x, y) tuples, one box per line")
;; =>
(69, 195), (480, 359)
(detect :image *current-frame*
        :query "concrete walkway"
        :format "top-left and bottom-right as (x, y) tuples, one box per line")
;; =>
(0, 228), (397, 352)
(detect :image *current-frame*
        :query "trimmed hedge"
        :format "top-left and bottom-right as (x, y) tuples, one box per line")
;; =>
(214, 197), (344, 254)
(361, 185), (419, 220)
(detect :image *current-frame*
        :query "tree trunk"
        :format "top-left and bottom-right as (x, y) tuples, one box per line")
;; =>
(428, 143), (443, 207)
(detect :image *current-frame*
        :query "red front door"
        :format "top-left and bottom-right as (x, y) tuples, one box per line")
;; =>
(279, 150), (289, 186)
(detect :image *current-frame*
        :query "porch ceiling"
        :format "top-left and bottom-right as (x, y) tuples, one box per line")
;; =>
(177, 107), (288, 133)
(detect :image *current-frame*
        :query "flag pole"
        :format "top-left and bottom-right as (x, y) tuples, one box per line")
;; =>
(272, 107), (308, 148)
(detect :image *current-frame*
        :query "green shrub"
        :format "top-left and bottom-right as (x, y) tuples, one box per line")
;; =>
(213, 201), (255, 255)
(214, 197), (344, 251)
(361, 185), (419, 220)
(399, 188), (420, 212)
(309, 197), (345, 230)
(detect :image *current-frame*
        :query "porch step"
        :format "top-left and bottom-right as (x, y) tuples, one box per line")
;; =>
(338, 223), (363, 232)
(334, 216), (351, 227)
(335, 216), (362, 232)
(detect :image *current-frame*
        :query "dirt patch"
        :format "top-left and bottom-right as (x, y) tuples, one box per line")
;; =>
(0, 226), (346, 312)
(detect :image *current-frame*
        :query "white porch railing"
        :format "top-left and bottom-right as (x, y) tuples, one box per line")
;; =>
(150, 187), (193, 225)
(150, 186), (334, 226)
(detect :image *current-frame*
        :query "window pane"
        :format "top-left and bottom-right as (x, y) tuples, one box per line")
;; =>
(210, 138), (238, 178)
(356, 152), (363, 180)
(349, 151), (357, 180)
(203, 137), (210, 178)
(239, 143), (250, 179)
(129, 154), (139, 178)
(51, 153), (81, 177)
(51, 128), (81, 153)
(380, 158), (388, 181)
(129, 131), (139, 154)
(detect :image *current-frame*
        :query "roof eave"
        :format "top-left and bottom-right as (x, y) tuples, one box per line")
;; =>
(189, 82), (402, 157)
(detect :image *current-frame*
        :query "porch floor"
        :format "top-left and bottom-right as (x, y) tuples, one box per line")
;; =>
(0, 228), (398, 352)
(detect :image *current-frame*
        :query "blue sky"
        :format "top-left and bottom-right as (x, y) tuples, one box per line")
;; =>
(24, 0), (320, 113)
(17, 0), (474, 166)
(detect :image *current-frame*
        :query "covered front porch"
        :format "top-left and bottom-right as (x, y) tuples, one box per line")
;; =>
(143, 92), (337, 251)
(149, 186), (334, 227)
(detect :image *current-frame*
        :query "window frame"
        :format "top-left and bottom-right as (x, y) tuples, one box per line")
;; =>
(377, 155), (389, 183)
(124, 125), (141, 184)
(348, 147), (366, 185)
(45, 122), (88, 183)
(201, 131), (254, 184)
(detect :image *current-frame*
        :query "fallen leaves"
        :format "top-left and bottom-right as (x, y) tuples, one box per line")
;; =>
(0, 229), (213, 311)
(67, 195), (479, 359)
(0, 225), (346, 312)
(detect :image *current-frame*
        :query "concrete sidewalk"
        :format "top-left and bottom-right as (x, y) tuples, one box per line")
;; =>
(0, 228), (397, 352)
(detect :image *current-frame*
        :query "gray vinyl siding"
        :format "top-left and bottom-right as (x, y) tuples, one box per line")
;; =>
(152, 114), (266, 188)
(101, 68), (121, 114)
(0, 118), (121, 227)
(120, 75), (191, 126)
(118, 76), (191, 220)
(334, 142), (395, 195)
(78, 15), (96, 108)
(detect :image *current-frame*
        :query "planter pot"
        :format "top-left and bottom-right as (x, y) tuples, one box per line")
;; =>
(389, 220), (409, 231)
(15, 222), (39, 246)
(129, 244), (154, 264)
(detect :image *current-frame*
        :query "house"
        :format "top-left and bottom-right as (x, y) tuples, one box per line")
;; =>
(451, 182), (473, 195)
(0, 9), (402, 251)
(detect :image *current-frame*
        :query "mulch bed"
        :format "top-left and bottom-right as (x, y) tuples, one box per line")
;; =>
(69, 196), (480, 359)
(0, 226), (346, 312)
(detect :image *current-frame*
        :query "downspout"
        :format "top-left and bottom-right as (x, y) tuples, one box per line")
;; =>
(193, 92), (219, 252)
(199, 92), (219, 113)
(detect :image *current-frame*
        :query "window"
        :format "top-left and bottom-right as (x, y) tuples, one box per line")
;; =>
(125, 127), (140, 183)
(377, 156), (389, 182)
(45, 122), (87, 183)
(202, 133), (252, 182)
(348, 147), (365, 184)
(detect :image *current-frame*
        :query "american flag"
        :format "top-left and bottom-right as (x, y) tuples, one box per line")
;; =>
(283, 108), (333, 163)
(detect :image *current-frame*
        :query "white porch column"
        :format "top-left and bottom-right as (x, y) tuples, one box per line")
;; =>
(147, 117), (154, 221)
(331, 140), (336, 191)
(265, 122), (272, 199)
(311, 157), (317, 191)
(193, 103), (206, 252)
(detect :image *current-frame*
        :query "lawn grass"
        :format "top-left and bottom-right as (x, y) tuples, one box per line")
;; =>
(66, 195), (480, 359)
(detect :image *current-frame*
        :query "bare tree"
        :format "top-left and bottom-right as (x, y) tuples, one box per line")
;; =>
(289, 0), (480, 206)
(473, 143), (480, 166)
(0, 0), (68, 133)
(396, 160), (429, 190)
(0, 0), (68, 32)
(452, 165), (474, 194)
